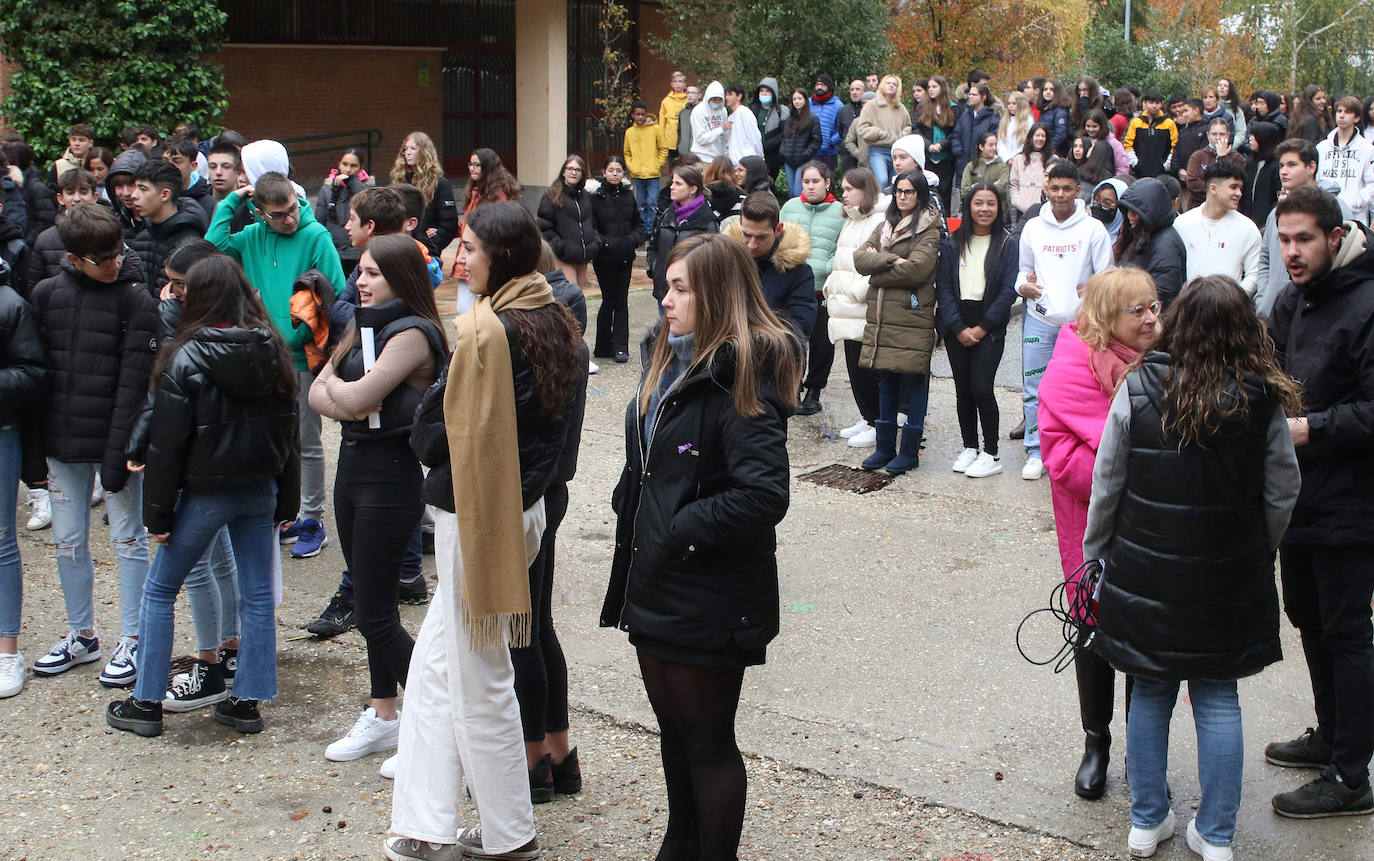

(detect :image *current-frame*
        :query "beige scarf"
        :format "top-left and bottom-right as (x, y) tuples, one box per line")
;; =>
(443, 271), (555, 651)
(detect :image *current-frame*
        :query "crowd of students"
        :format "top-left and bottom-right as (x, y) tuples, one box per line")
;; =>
(0, 61), (1372, 860)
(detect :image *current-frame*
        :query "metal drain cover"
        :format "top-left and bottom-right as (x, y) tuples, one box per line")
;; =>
(797, 464), (896, 494)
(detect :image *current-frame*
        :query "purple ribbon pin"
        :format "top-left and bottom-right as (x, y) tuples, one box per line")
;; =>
(678, 443), (693, 454)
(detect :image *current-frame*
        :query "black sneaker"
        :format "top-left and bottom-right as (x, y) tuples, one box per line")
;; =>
(552, 747), (582, 795)
(529, 753), (554, 804)
(398, 576), (430, 606)
(307, 593), (355, 637)
(163, 659), (228, 712)
(1266, 727), (1333, 769)
(106, 696), (163, 737)
(213, 697), (264, 734)
(1272, 771), (1374, 818)
(219, 647), (237, 688)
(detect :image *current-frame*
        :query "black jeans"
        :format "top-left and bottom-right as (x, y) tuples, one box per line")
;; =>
(334, 439), (423, 700)
(593, 258), (633, 356)
(1280, 542), (1374, 787)
(803, 296), (834, 392)
(510, 481), (571, 743)
(842, 339), (879, 423)
(944, 331), (1005, 455)
(338, 525), (423, 603)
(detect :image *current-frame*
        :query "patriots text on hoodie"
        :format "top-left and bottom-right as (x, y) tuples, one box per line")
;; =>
(1015, 199), (1114, 326)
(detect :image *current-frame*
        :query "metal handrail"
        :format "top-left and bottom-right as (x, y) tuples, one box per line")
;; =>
(278, 128), (385, 171)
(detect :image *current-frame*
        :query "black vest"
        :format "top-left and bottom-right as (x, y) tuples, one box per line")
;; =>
(336, 298), (447, 443)
(1091, 352), (1283, 682)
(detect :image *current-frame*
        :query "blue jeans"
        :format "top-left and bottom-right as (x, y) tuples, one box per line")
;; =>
(183, 526), (238, 651)
(47, 459), (149, 636)
(1021, 314), (1060, 459)
(784, 164), (803, 198)
(0, 424), (21, 638)
(1127, 677), (1243, 847)
(868, 145), (893, 189)
(634, 177), (659, 239)
(877, 371), (930, 432)
(134, 479), (280, 703)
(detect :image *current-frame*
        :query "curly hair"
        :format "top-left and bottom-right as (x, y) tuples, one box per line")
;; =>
(391, 131), (441, 205)
(1156, 275), (1303, 447)
(504, 301), (583, 418)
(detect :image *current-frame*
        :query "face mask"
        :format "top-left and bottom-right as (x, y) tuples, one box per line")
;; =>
(1078, 96), (1092, 112)
(759, 93), (773, 106)
(1091, 203), (1115, 225)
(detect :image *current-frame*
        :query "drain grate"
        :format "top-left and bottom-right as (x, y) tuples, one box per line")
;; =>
(798, 464), (896, 494)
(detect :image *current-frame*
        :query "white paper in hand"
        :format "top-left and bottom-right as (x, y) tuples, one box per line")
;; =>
(360, 327), (382, 429)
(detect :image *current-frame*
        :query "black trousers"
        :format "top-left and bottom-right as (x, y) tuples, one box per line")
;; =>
(842, 339), (879, 423)
(930, 157), (956, 213)
(334, 439), (423, 700)
(803, 296), (834, 391)
(1280, 541), (1374, 786)
(944, 331), (1006, 455)
(511, 481), (571, 742)
(593, 258), (633, 356)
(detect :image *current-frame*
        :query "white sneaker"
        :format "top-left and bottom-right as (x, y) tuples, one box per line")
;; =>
(1128, 808), (1175, 857)
(90, 477), (104, 507)
(32, 630), (101, 675)
(588, 360), (599, 375)
(1185, 818), (1232, 861)
(965, 452), (1003, 478)
(846, 426), (876, 448)
(951, 448), (979, 472)
(1021, 455), (1044, 480)
(380, 754), (397, 779)
(325, 707), (400, 761)
(838, 419), (870, 439)
(897, 411), (909, 427)
(0, 651), (26, 698)
(25, 488), (51, 530)
(98, 636), (138, 687)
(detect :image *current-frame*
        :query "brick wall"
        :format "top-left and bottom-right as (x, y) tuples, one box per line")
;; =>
(636, 3), (678, 115)
(220, 44), (444, 187)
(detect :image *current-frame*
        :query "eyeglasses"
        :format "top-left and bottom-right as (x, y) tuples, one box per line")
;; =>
(80, 244), (129, 267)
(1119, 301), (1162, 318)
(258, 201), (300, 223)
(893, 187), (918, 197)
(564, 166), (583, 173)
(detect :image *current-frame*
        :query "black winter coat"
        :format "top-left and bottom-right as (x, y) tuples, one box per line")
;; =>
(647, 199), (718, 300)
(139, 326), (300, 535)
(780, 114), (822, 168)
(2, 175), (28, 238)
(1268, 223), (1374, 546)
(408, 175), (459, 258)
(600, 332), (790, 653)
(21, 165), (56, 247)
(180, 179), (214, 230)
(1092, 355), (1283, 681)
(934, 231), (1019, 338)
(27, 224), (65, 293)
(0, 216), (30, 299)
(1243, 158), (1280, 229)
(547, 268), (587, 332)
(590, 179), (643, 264)
(951, 106), (1000, 178)
(0, 281), (47, 486)
(1116, 178), (1187, 307)
(30, 254), (156, 493)
(538, 181), (601, 265)
(131, 201), (206, 297)
(411, 307), (575, 513)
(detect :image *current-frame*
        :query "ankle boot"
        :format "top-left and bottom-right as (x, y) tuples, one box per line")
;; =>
(797, 387), (822, 415)
(861, 421), (897, 470)
(885, 425), (923, 474)
(1073, 647), (1115, 799)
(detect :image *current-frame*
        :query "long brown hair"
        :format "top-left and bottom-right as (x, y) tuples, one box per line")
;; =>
(390, 131), (441, 204)
(504, 302), (584, 417)
(546, 154), (587, 209)
(466, 147), (520, 207)
(638, 233), (803, 418)
(1156, 275), (1302, 446)
(918, 75), (957, 130)
(333, 233), (450, 366)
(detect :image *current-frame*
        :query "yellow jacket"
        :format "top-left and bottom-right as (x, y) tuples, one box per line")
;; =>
(658, 91), (689, 151)
(625, 116), (668, 179)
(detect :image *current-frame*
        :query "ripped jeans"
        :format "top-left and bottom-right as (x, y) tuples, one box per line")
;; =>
(47, 459), (150, 637)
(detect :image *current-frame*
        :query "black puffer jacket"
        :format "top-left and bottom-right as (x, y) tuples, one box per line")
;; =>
(180, 179), (215, 230)
(1269, 221), (1374, 546)
(600, 330), (791, 653)
(21, 165), (56, 247)
(407, 174), (459, 257)
(0, 278), (47, 486)
(26, 223), (66, 292)
(546, 268), (587, 332)
(780, 114), (823, 168)
(1116, 178), (1187, 307)
(647, 198), (718, 300)
(130, 200), (207, 297)
(590, 179), (643, 264)
(2, 175), (28, 238)
(29, 253), (156, 493)
(139, 326), (300, 535)
(0, 215), (30, 299)
(1092, 355), (1283, 681)
(538, 181), (601, 265)
(411, 307), (576, 513)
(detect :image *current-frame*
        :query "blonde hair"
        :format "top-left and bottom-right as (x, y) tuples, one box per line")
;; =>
(999, 92), (1033, 148)
(391, 132), (442, 205)
(880, 75), (903, 108)
(1076, 267), (1159, 351)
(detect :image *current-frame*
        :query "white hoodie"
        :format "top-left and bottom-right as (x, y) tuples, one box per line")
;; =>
(1016, 199), (1114, 326)
(1316, 128), (1374, 224)
(727, 103), (764, 164)
(691, 81), (730, 160)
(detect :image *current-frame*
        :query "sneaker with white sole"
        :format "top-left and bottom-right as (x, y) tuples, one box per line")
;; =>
(1127, 808), (1175, 857)
(380, 754), (397, 779)
(846, 426), (876, 448)
(0, 651), (26, 698)
(1021, 455), (1044, 480)
(456, 826), (541, 859)
(90, 478), (104, 507)
(965, 452), (1003, 478)
(32, 631), (101, 676)
(290, 518), (329, 558)
(25, 488), (51, 530)
(384, 837), (461, 861)
(99, 637), (138, 687)
(1185, 818), (1232, 860)
(588, 360), (599, 375)
(163, 659), (228, 712)
(325, 707), (400, 761)
(951, 448), (979, 472)
(838, 419), (870, 439)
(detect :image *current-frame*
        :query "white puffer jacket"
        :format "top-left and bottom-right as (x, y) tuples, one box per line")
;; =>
(822, 194), (890, 344)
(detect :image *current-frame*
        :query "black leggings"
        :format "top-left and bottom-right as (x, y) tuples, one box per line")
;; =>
(843, 339), (880, 423)
(510, 482), (571, 743)
(334, 440), (423, 699)
(593, 258), (633, 356)
(638, 651), (747, 861)
(944, 331), (1005, 455)
(803, 296), (834, 391)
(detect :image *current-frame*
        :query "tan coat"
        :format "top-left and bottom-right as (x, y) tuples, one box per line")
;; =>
(854, 98), (913, 148)
(852, 204), (941, 375)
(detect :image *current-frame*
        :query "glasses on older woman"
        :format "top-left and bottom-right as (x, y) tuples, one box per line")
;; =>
(1119, 301), (1163, 318)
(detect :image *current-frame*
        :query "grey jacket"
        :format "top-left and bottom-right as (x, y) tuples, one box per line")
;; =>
(1255, 193), (1352, 319)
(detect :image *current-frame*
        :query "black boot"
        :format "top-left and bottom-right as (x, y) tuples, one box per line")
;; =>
(797, 387), (822, 416)
(861, 421), (897, 470)
(1009, 417), (1026, 440)
(885, 425), (922, 474)
(1073, 647), (1115, 799)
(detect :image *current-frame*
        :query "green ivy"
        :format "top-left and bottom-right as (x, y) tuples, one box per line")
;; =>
(0, 0), (228, 158)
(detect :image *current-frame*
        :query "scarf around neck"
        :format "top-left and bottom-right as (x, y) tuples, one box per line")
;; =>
(674, 193), (708, 223)
(1085, 328), (1142, 395)
(443, 270), (555, 651)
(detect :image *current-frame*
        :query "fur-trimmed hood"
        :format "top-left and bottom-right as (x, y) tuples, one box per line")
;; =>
(722, 220), (812, 272)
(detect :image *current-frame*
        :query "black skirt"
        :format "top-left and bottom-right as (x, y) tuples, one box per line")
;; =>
(630, 631), (766, 668)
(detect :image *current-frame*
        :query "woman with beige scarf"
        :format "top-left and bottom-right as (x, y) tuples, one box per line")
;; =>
(386, 202), (583, 861)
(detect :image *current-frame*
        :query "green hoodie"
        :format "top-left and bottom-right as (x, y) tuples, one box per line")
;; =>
(206, 193), (346, 371)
